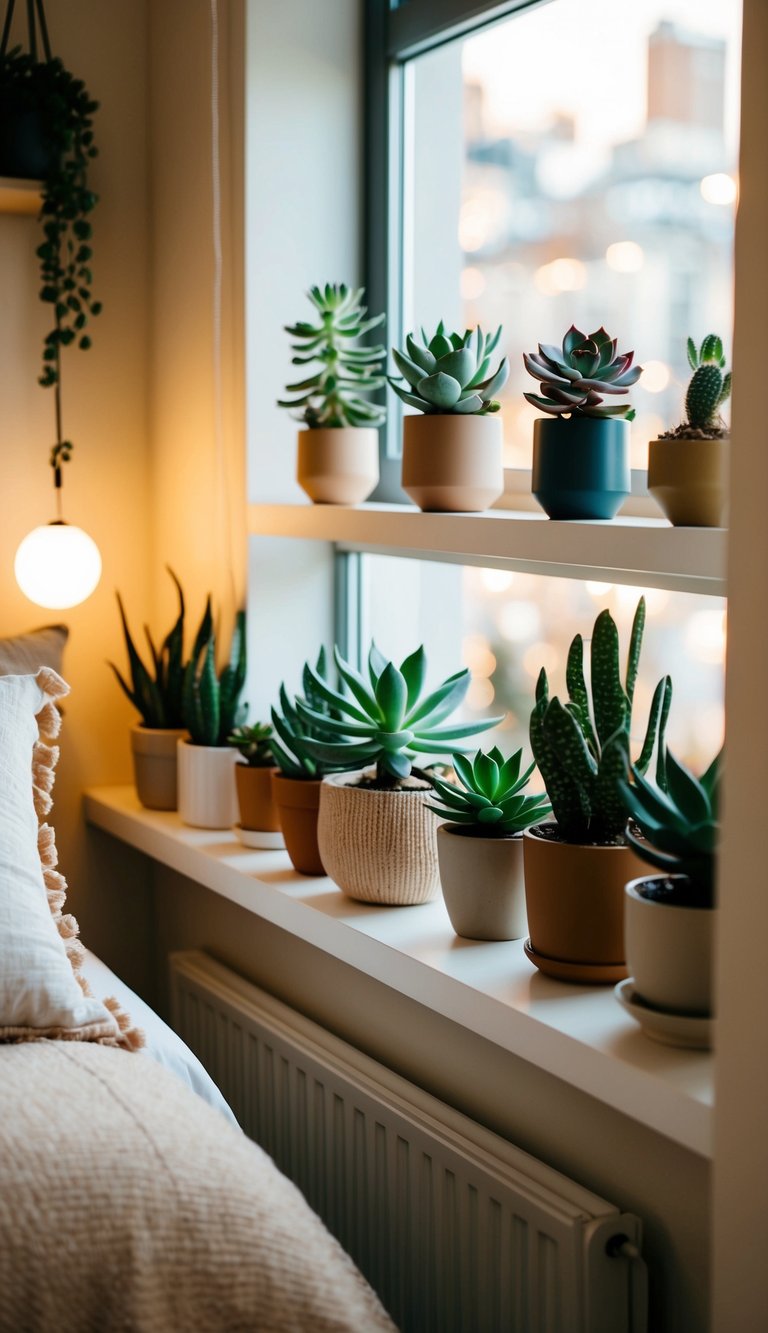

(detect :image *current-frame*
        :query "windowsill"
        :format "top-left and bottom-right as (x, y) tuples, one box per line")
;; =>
(85, 785), (713, 1158)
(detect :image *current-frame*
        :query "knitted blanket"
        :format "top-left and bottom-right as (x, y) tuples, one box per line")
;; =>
(0, 1041), (394, 1332)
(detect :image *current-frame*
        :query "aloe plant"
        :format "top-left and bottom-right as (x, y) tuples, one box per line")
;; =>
(529, 599), (672, 844)
(523, 325), (641, 419)
(109, 567), (187, 728)
(682, 335), (731, 434)
(293, 642), (503, 788)
(424, 746), (551, 835)
(277, 283), (386, 428)
(270, 649), (350, 780)
(619, 749), (721, 907)
(388, 323), (509, 414)
(228, 722), (274, 768)
(181, 607), (247, 747)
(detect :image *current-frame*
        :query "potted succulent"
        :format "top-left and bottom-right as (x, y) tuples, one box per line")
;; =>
(424, 746), (550, 940)
(388, 323), (508, 512)
(300, 642), (502, 905)
(227, 722), (283, 849)
(108, 568), (188, 811)
(177, 607), (247, 829)
(647, 335), (731, 527)
(277, 283), (386, 504)
(618, 748), (720, 1033)
(523, 326), (642, 520)
(525, 598), (672, 983)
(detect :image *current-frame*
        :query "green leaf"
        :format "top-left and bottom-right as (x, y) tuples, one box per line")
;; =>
(375, 662), (408, 729)
(400, 646), (427, 711)
(591, 609), (627, 747)
(405, 669), (469, 727)
(624, 597), (646, 705)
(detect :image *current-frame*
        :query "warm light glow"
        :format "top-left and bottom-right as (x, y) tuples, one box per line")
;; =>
(480, 568), (515, 594)
(459, 201), (489, 251)
(700, 173), (737, 206)
(467, 677), (496, 710)
(497, 600), (540, 643)
(15, 523), (102, 609)
(462, 634), (496, 678)
(641, 360), (671, 394)
(586, 581), (613, 598)
(460, 266), (487, 300)
(522, 641), (558, 678)
(533, 257), (587, 295)
(605, 241), (644, 273)
(685, 609), (727, 665)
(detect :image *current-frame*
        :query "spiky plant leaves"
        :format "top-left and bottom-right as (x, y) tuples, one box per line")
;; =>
(389, 323), (508, 416)
(619, 748), (721, 901)
(523, 326), (640, 419)
(278, 283), (386, 427)
(590, 610), (628, 749)
(424, 744), (550, 835)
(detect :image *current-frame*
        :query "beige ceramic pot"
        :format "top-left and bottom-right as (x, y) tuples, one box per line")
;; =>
(522, 825), (647, 983)
(436, 824), (527, 940)
(625, 878), (715, 1015)
(177, 740), (238, 830)
(318, 771), (440, 905)
(235, 764), (281, 832)
(401, 413), (504, 512)
(130, 724), (186, 811)
(647, 436), (728, 527)
(271, 774), (325, 875)
(296, 427), (379, 505)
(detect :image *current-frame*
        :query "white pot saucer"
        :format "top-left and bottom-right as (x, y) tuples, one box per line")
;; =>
(615, 979), (713, 1051)
(234, 825), (285, 851)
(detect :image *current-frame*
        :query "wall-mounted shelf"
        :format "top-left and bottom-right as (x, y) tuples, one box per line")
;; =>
(0, 177), (42, 214)
(248, 502), (727, 596)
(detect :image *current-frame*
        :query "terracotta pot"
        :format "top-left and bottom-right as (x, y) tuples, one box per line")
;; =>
(235, 764), (281, 832)
(401, 413), (504, 513)
(522, 824), (647, 983)
(437, 824), (527, 940)
(177, 741), (238, 830)
(296, 427), (379, 505)
(271, 774), (325, 875)
(318, 771), (440, 904)
(625, 878), (715, 1015)
(130, 725), (186, 811)
(647, 436), (728, 527)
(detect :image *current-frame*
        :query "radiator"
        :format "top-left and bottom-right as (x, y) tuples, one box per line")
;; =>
(169, 950), (647, 1333)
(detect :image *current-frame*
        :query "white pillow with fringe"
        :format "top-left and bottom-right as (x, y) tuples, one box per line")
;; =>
(0, 669), (140, 1047)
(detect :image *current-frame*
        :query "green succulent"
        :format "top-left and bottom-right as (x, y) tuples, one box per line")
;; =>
(619, 749), (721, 907)
(293, 642), (503, 788)
(109, 567), (187, 729)
(684, 335), (731, 431)
(424, 746), (551, 835)
(530, 598), (672, 844)
(523, 325), (641, 419)
(181, 607), (247, 747)
(388, 323), (509, 415)
(228, 722), (274, 768)
(277, 283), (386, 428)
(270, 649), (349, 780)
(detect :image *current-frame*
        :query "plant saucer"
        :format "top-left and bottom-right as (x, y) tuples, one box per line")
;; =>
(615, 979), (713, 1050)
(234, 825), (285, 851)
(523, 938), (628, 985)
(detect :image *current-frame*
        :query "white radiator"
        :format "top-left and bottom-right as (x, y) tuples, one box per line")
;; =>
(169, 950), (647, 1333)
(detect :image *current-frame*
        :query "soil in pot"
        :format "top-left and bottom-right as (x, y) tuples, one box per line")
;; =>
(437, 824), (527, 941)
(271, 774), (324, 876)
(318, 771), (440, 905)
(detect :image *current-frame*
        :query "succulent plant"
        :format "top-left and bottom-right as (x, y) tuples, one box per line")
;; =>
(293, 643), (503, 788)
(270, 649), (350, 780)
(618, 748), (721, 907)
(523, 325), (641, 420)
(388, 323), (509, 415)
(228, 722), (274, 768)
(109, 567), (187, 729)
(181, 607), (247, 747)
(530, 599), (672, 844)
(277, 283), (386, 428)
(424, 746), (551, 835)
(683, 335), (731, 433)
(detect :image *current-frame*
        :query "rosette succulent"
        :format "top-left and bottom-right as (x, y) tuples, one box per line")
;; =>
(524, 325), (641, 420)
(619, 748), (721, 907)
(425, 746), (550, 835)
(228, 722), (274, 768)
(277, 283), (386, 428)
(388, 323), (509, 415)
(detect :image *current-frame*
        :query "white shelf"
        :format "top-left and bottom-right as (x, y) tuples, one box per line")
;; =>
(247, 502), (726, 596)
(0, 177), (42, 214)
(86, 784), (714, 1157)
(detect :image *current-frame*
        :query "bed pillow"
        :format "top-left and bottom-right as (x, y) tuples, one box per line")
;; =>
(0, 669), (140, 1047)
(0, 624), (68, 675)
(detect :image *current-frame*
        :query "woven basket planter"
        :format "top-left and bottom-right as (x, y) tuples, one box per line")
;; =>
(318, 771), (440, 905)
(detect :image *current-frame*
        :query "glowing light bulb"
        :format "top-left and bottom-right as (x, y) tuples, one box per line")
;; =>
(15, 522), (102, 609)
(700, 173), (737, 206)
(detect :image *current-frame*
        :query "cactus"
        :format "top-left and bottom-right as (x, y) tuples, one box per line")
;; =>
(109, 567), (187, 728)
(270, 649), (350, 780)
(181, 607), (247, 746)
(529, 599), (672, 843)
(293, 642), (503, 787)
(523, 325), (641, 420)
(618, 748), (721, 907)
(277, 283), (386, 428)
(228, 722), (273, 768)
(388, 323), (509, 415)
(424, 746), (550, 835)
(684, 335), (731, 431)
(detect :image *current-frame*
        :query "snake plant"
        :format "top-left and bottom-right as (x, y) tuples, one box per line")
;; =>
(424, 746), (550, 835)
(277, 283), (386, 428)
(109, 567), (187, 729)
(181, 607), (247, 747)
(388, 323), (509, 414)
(524, 325), (641, 419)
(530, 598), (672, 844)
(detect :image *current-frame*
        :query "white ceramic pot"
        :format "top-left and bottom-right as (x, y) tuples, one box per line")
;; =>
(296, 427), (379, 504)
(318, 771), (440, 904)
(624, 877), (715, 1016)
(130, 725), (187, 811)
(401, 413), (504, 512)
(437, 824), (527, 940)
(177, 740), (238, 830)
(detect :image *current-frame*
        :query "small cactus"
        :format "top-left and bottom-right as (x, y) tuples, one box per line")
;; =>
(684, 335), (731, 431)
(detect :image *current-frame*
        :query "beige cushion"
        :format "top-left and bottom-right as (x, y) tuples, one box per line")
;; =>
(0, 624), (68, 675)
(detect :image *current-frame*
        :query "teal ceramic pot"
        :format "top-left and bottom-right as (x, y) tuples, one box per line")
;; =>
(532, 417), (630, 520)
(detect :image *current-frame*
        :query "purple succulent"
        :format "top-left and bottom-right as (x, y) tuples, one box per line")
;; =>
(523, 325), (642, 420)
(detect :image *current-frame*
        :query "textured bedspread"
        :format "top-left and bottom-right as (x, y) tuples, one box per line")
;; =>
(0, 1041), (394, 1332)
